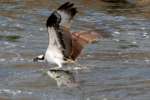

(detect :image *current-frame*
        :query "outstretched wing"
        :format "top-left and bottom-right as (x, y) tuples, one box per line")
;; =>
(46, 2), (77, 28)
(46, 2), (77, 59)
(70, 30), (111, 60)
(46, 26), (72, 60)
(57, 2), (77, 29)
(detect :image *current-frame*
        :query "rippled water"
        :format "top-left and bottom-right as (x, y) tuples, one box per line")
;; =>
(0, 0), (150, 100)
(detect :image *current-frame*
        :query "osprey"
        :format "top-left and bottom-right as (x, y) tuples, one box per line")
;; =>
(33, 2), (107, 68)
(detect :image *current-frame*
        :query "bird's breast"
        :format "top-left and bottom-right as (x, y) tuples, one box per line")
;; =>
(45, 47), (64, 64)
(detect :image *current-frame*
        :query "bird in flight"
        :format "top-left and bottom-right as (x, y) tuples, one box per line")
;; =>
(33, 2), (108, 68)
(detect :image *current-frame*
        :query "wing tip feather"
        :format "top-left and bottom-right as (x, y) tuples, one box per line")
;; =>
(58, 2), (78, 19)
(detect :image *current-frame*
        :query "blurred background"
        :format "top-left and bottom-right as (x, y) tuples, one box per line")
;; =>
(0, 0), (150, 100)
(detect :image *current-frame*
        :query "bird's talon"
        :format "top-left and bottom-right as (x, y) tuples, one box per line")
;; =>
(66, 59), (75, 63)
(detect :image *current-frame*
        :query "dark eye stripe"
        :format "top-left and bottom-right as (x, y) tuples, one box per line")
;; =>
(38, 55), (44, 60)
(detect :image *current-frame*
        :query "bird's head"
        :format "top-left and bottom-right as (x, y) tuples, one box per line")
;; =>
(33, 54), (45, 62)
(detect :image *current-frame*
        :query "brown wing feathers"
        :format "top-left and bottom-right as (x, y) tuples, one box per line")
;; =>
(70, 31), (101, 60)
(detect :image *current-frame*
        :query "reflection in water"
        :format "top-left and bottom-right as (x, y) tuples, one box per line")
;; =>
(46, 69), (79, 88)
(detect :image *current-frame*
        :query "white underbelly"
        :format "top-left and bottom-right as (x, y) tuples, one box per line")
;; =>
(45, 47), (64, 66)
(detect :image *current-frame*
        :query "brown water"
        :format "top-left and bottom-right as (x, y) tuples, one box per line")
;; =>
(0, 0), (150, 100)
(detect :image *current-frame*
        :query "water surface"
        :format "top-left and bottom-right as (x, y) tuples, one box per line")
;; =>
(0, 0), (150, 100)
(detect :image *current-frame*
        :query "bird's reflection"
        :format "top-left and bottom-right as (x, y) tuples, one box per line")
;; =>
(46, 69), (79, 88)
